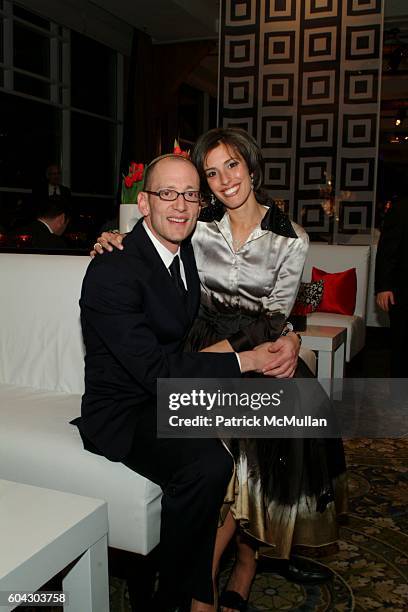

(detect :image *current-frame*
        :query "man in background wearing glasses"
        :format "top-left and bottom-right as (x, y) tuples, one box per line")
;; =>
(77, 154), (277, 612)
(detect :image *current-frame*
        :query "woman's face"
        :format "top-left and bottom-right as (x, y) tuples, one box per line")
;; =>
(203, 142), (253, 210)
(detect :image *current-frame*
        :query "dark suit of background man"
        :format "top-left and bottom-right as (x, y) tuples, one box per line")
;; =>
(375, 199), (408, 377)
(22, 199), (71, 249)
(77, 154), (276, 612)
(32, 164), (71, 210)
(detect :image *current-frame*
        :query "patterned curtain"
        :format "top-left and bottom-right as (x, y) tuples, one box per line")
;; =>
(219, 0), (384, 243)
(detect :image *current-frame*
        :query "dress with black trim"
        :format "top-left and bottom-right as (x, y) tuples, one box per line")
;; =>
(184, 201), (347, 558)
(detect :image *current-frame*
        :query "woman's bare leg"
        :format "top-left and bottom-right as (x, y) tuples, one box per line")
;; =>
(209, 511), (238, 609)
(188, 511), (238, 611)
(224, 533), (257, 597)
(207, 510), (257, 612)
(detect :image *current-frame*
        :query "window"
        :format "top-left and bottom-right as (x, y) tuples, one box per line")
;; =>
(0, 92), (60, 189)
(13, 23), (50, 77)
(0, 1), (122, 247)
(13, 4), (50, 30)
(71, 112), (115, 195)
(71, 31), (116, 118)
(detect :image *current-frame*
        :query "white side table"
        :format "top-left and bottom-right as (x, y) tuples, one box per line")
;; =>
(0, 479), (109, 612)
(300, 325), (347, 397)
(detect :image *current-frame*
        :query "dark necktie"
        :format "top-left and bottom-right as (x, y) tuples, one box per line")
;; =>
(169, 255), (186, 299)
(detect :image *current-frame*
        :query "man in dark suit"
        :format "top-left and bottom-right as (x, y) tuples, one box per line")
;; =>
(22, 199), (71, 249)
(375, 198), (408, 377)
(32, 163), (71, 211)
(78, 154), (276, 612)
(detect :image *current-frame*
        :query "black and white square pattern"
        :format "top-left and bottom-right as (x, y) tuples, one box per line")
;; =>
(347, 0), (381, 16)
(339, 201), (372, 233)
(344, 70), (379, 104)
(301, 114), (334, 147)
(298, 200), (330, 232)
(345, 25), (381, 60)
(299, 157), (332, 190)
(304, 27), (337, 62)
(261, 115), (293, 147)
(340, 158), (375, 191)
(265, 0), (296, 22)
(302, 70), (335, 105)
(305, 0), (338, 20)
(225, 0), (256, 26)
(219, 0), (382, 237)
(263, 73), (294, 106)
(264, 158), (291, 189)
(343, 114), (377, 147)
(224, 76), (255, 109)
(222, 116), (254, 134)
(225, 34), (256, 68)
(264, 31), (295, 64)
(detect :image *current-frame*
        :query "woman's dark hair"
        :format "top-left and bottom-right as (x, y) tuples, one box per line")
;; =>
(191, 127), (265, 198)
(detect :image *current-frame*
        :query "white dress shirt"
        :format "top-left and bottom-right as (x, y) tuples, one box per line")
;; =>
(142, 221), (187, 289)
(142, 221), (242, 369)
(48, 184), (61, 196)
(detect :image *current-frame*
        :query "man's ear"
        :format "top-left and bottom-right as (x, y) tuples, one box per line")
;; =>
(53, 213), (66, 235)
(138, 191), (149, 217)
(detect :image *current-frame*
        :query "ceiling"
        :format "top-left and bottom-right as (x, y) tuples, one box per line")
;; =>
(88, 0), (405, 43)
(91, 0), (220, 43)
(20, 0), (408, 150)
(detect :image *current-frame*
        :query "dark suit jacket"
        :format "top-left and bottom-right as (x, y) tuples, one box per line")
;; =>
(32, 181), (71, 207)
(79, 220), (240, 461)
(20, 219), (68, 249)
(375, 200), (408, 302)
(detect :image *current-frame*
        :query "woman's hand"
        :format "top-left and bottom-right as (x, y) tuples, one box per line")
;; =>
(91, 231), (125, 258)
(255, 333), (300, 378)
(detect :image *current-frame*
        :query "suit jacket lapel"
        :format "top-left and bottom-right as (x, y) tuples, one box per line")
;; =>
(127, 221), (198, 322)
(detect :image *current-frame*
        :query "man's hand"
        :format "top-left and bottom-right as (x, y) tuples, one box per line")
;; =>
(376, 291), (395, 312)
(240, 337), (298, 376)
(91, 231), (125, 258)
(239, 342), (275, 373)
(254, 333), (300, 378)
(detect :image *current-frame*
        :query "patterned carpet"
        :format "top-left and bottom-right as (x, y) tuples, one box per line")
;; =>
(20, 438), (406, 611)
(108, 438), (408, 611)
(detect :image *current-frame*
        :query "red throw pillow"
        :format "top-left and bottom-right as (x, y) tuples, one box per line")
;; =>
(312, 267), (357, 316)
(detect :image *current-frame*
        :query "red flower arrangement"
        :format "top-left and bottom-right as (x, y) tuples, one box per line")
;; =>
(173, 139), (190, 159)
(121, 161), (145, 203)
(122, 143), (188, 204)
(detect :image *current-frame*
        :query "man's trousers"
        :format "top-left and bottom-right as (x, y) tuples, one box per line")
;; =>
(123, 435), (233, 607)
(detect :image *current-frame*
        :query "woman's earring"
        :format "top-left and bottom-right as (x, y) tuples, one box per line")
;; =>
(250, 175), (254, 191)
(210, 193), (216, 206)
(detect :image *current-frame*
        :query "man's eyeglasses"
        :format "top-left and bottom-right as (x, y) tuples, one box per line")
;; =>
(144, 189), (202, 204)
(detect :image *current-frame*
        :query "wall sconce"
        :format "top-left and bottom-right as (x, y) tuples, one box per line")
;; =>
(395, 108), (406, 127)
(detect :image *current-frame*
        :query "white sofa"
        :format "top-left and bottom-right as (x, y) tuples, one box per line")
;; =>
(0, 252), (316, 561)
(302, 244), (371, 361)
(0, 254), (162, 556)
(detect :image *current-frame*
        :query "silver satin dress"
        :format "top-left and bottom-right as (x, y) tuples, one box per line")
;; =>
(186, 206), (348, 559)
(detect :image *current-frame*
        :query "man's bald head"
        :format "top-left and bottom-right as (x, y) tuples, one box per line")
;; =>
(144, 154), (198, 190)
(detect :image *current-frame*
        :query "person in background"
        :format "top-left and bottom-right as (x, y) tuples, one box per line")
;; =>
(32, 163), (71, 212)
(375, 197), (408, 377)
(21, 199), (71, 249)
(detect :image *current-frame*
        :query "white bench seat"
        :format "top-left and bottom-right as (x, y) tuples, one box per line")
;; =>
(0, 382), (161, 555)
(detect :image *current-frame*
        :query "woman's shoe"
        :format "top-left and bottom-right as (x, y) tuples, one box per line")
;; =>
(259, 556), (332, 584)
(219, 589), (248, 611)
